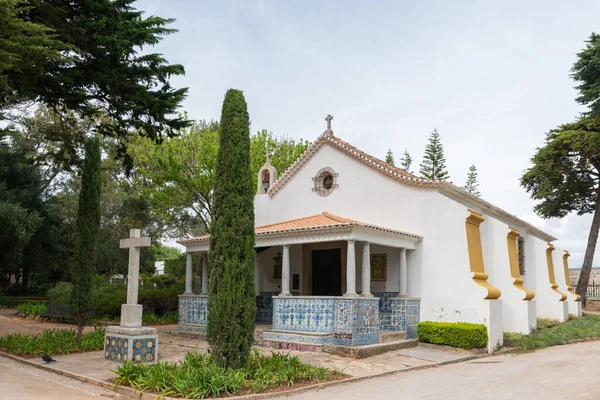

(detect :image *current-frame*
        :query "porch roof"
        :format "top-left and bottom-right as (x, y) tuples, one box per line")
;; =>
(177, 212), (422, 250)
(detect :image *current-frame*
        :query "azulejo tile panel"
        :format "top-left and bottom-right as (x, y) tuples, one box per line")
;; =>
(179, 295), (208, 326)
(132, 338), (156, 363)
(105, 336), (128, 362)
(272, 297), (335, 333)
(256, 292), (278, 323)
(332, 298), (380, 346)
(263, 331), (331, 346)
(263, 340), (321, 352)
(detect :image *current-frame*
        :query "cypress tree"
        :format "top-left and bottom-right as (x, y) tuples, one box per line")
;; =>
(463, 164), (481, 196)
(400, 148), (413, 173)
(207, 89), (256, 368)
(385, 148), (395, 165)
(419, 128), (450, 181)
(71, 136), (102, 341)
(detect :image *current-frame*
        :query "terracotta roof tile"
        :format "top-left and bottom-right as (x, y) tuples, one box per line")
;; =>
(177, 212), (422, 245)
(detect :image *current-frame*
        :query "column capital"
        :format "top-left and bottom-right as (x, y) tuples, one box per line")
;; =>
(347, 239), (356, 245)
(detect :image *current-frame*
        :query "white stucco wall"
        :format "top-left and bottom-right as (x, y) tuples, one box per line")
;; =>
(552, 246), (582, 317)
(528, 235), (568, 322)
(256, 245), (302, 294)
(480, 216), (535, 333)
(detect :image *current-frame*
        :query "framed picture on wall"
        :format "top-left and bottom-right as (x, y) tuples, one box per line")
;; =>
(371, 254), (387, 281)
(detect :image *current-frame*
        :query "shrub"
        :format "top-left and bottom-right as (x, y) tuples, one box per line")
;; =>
(139, 287), (179, 315)
(48, 282), (73, 304)
(417, 321), (488, 349)
(0, 297), (24, 308)
(114, 350), (332, 398)
(0, 327), (105, 355)
(18, 302), (47, 317)
(536, 318), (561, 330)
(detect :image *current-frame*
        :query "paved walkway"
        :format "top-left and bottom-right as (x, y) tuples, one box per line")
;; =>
(0, 354), (123, 399)
(287, 341), (600, 400)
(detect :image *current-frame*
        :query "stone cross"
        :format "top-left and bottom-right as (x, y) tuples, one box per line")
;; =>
(265, 149), (272, 165)
(325, 114), (333, 130)
(120, 229), (151, 327)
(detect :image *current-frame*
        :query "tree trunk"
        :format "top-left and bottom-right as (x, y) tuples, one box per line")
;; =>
(576, 187), (600, 306)
(77, 317), (84, 342)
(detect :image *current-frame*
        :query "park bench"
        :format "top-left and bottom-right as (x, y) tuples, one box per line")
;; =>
(40, 303), (72, 321)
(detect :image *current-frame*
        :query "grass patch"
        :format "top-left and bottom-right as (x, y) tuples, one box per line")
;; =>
(0, 327), (105, 356)
(114, 350), (342, 399)
(18, 302), (47, 317)
(504, 313), (600, 352)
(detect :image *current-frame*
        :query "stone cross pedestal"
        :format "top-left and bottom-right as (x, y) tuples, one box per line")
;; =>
(104, 229), (158, 364)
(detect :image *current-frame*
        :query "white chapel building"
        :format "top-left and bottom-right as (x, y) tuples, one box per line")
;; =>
(177, 117), (581, 353)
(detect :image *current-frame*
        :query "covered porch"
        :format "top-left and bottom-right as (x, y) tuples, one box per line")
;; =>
(177, 213), (422, 351)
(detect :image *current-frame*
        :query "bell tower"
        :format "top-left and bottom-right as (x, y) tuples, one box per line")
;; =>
(257, 151), (278, 195)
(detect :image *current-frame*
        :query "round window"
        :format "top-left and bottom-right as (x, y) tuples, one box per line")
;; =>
(313, 167), (337, 196)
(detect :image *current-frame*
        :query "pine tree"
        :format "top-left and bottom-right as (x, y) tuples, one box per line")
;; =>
(463, 165), (481, 196)
(207, 89), (256, 368)
(71, 136), (101, 341)
(385, 148), (395, 165)
(400, 149), (413, 172)
(419, 128), (450, 181)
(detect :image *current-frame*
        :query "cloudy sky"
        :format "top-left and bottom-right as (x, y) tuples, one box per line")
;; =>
(138, 0), (599, 269)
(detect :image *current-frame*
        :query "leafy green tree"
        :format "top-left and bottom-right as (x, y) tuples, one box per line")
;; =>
(572, 33), (600, 116)
(3, 0), (189, 169)
(71, 137), (102, 341)
(419, 128), (450, 181)
(385, 149), (395, 165)
(521, 116), (600, 301)
(129, 122), (309, 238)
(0, 0), (60, 104)
(400, 149), (413, 172)
(207, 89), (256, 368)
(463, 165), (481, 196)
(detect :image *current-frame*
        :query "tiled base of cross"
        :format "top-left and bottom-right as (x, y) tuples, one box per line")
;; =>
(104, 326), (158, 363)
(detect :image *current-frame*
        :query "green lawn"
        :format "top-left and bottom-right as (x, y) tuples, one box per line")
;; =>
(504, 313), (600, 352)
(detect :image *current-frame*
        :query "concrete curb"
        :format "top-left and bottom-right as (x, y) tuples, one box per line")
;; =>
(0, 350), (486, 400)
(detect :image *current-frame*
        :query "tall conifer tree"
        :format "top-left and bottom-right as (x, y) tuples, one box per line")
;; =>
(463, 165), (481, 196)
(207, 89), (256, 368)
(385, 148), (395, 165)
(400, 149), (413, 172)
(419, 128), (450, 181)
(71, 136), (101, 341)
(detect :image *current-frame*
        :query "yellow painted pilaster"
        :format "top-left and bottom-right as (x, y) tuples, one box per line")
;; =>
(546, 244), (567, 301)
(563, 251), (581, 301)
(507, 228), (535, 300)
(465, 210), (501, 300)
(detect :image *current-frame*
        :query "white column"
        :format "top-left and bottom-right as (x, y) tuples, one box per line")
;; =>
(345, 240), (357, 296)
(201, 254), (209, 295)
(281, 245), (291, 296)
(399, 247), (407, 296)
(185, 252), (193, 294)
(361, 242), (372, 297)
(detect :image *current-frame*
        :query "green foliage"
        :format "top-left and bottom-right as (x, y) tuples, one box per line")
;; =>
(520, 116), (600, 299)
(417, 321), (488, 349)
(419, 128), (450, 181)
(536, 317), (561, 330)
(47, 282), (73, 304)
(128, 122), (309, 238)
(463, 164), (481, 196)
(207, 90), (256, 369)
(164, 254), (187, 277)
(385, 148), (395, 165)
(0, 296), (24, 307)
(400, 148), (413, 173)
(504, 313), (600, 352)
(18, 301), (46, 316)
(114, 350), (331, 398)
(0, 327), (105, 355)
(571, 33), (600, 116)
(142, 311), (178, 325)
(3, 0), (189, 166)
(71, 137), (102, 340)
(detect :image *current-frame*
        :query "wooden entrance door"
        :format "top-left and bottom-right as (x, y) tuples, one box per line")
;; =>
(311, 248), (342, 296)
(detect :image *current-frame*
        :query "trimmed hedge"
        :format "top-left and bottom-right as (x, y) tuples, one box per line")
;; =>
(417, 321), (488, 349)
